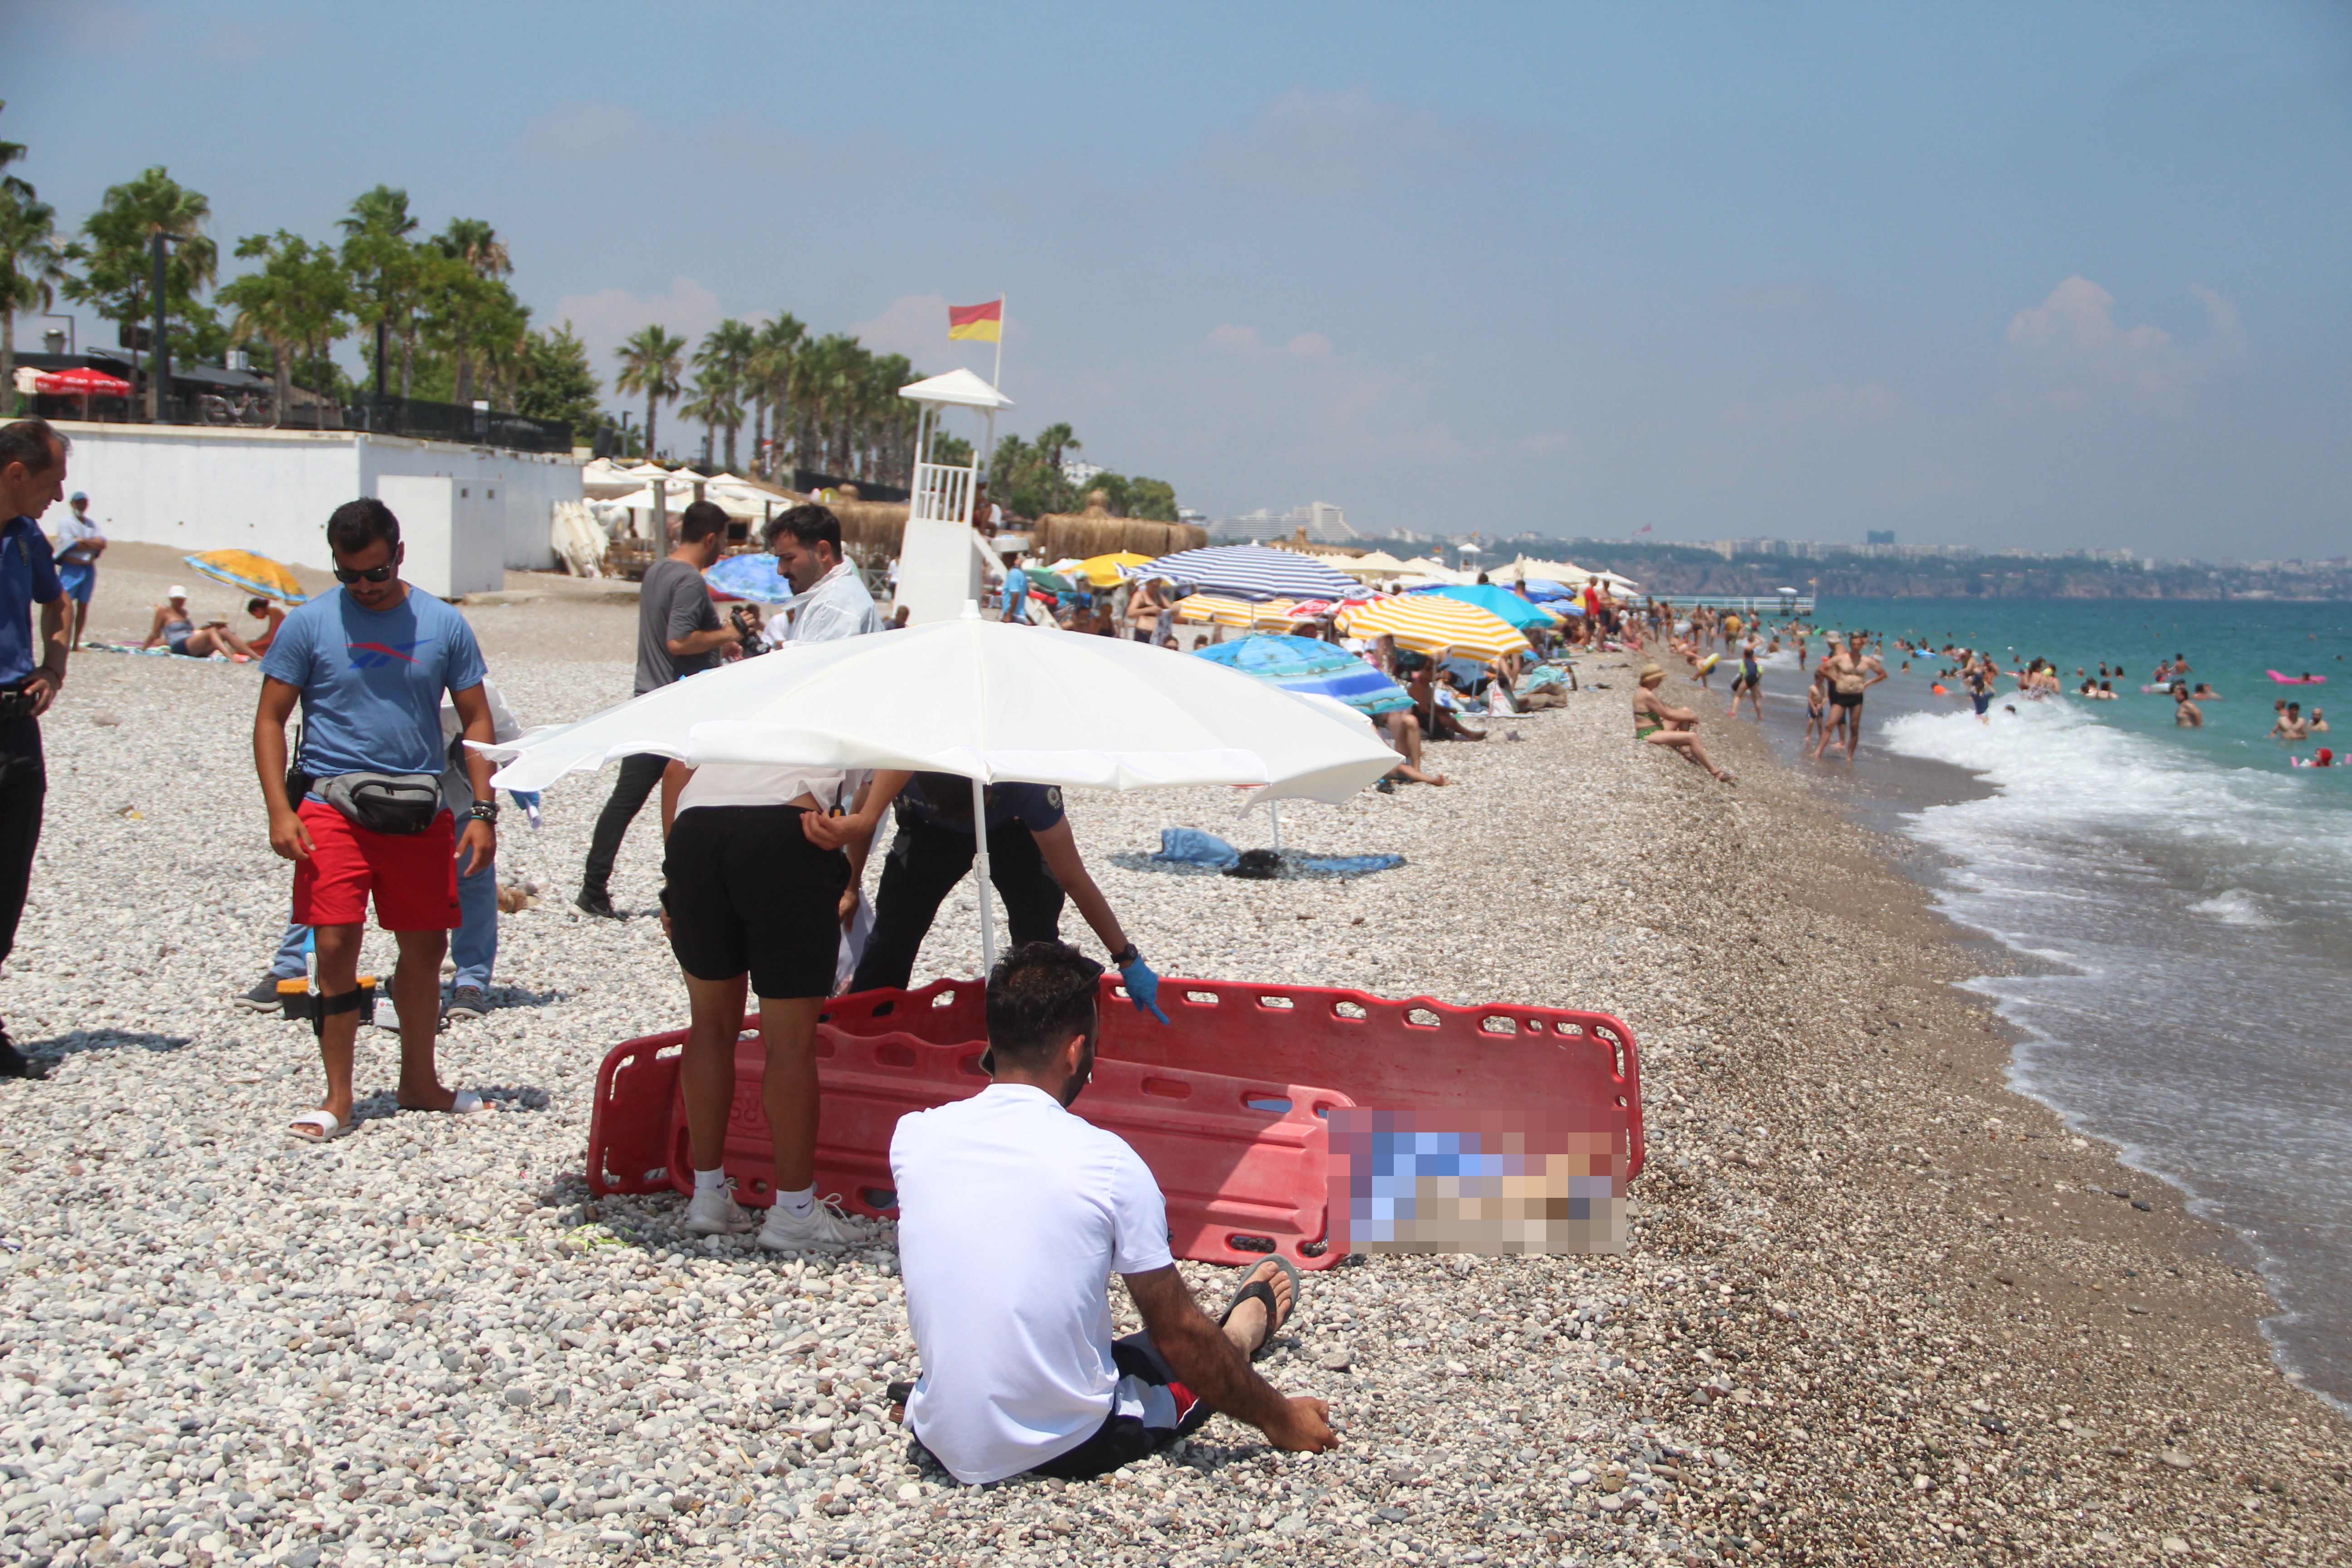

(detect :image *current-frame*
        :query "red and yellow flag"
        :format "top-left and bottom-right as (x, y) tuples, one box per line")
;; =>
(947, 298), (1003, 342)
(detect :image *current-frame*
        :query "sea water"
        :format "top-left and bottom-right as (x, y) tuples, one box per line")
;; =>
(1754, 598), (2352, 1409)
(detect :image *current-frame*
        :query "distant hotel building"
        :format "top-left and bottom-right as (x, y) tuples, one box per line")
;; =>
(1215, 501), (1356, 544)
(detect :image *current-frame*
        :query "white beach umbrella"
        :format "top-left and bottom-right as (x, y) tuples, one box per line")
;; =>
(481, 608), (1401, 967)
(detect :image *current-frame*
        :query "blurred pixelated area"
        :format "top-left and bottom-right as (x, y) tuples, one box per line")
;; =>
(1328, 1107), (1628, 1255)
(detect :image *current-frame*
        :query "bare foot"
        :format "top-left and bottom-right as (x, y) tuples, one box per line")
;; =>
(1221, 1259), (1295, 1357)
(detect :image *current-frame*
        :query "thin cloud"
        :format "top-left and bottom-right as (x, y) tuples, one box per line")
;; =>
(521, 100), (651, 163)
(2000, 275), (2239, 413)
(554, 276), (725, 367)
(1201, 86), (1525, 197)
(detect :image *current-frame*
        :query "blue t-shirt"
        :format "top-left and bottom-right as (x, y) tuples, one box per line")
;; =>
(902, 776), (1066, 837)
(0, 517), (62, 685)
(262, 586), (487, 777)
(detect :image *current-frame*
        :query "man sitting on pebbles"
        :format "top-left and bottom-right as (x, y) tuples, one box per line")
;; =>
(889, 940), (1337, 1483)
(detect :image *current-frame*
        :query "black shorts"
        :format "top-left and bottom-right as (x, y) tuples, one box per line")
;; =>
(662, 804), (851, 1000)
(1830, 690), (1864, 709)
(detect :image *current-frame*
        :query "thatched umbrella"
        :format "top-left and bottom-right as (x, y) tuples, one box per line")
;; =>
(1034, 492), (1207, 564)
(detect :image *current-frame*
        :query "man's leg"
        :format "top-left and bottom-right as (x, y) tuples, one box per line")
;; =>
(306, 922), (368, 1127)
(0, 718), (47, 1077)
(268, 921), (312, 980)
(848, 820), (974, 993)
(679, 970), (752, 1172)
(1843, 701), (1865, 759)
(985, 825), (1067, 946)
(391, 927), (459, 1109)
(578, 751), (667, 906)
(757, 995), (827, 1192)
(450, 853), (498, 993)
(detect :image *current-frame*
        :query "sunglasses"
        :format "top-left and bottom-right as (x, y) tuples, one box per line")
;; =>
(333, 563), (397, 584)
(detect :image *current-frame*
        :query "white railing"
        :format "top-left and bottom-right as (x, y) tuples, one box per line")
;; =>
(911, 458), (976, 529)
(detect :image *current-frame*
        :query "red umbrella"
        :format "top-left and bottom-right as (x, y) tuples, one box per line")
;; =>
(36, 367), (132, 397)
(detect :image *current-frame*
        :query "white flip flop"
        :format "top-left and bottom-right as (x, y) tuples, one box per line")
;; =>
(397, 1088), (490, 1116)
(286, 1109), (357, 1144)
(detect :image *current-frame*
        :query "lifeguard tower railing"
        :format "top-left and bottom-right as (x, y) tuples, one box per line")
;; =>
(909, 444), (976, 530)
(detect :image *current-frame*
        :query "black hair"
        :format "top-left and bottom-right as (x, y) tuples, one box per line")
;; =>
(326, 497), (401, 555)
(984, 941), (1104, 1071)
(679, 499), (729, 544)
(0, 419), (65, 476)
(246, 596), (270, 614)
(766, 503), (842, 556)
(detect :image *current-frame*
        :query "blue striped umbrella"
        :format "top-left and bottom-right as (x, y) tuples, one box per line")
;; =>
(704, 552), (794, 604)
(1142, 545), (1362, 603)
(1192, 633), (1414, 716)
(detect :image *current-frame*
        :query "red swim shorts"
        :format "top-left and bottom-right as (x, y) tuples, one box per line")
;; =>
(291, 799), (460, 931)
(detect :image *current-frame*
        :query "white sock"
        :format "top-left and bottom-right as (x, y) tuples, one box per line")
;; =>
(693, 1167), (727, 1193)
(778, 1185), (816, 1219)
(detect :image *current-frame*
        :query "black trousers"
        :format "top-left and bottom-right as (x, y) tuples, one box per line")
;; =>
(0, 717), (44, 971)
(580, 751), (670, 897)
(849, 816), (1065, 993)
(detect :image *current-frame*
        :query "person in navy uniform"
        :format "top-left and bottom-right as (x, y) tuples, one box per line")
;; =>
(848, 771), (1165, 1021)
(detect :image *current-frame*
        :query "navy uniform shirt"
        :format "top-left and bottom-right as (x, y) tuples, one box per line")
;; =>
(900, 775), (1066, 837)
(0, 516), (62, 686)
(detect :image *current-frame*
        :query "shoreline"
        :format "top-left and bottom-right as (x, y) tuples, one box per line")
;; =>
(1613, 665), (2352, 1559)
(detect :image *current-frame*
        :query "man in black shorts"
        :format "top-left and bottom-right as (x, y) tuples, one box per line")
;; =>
(847, 771), (1166, 1022)
(1813, 631), (1885, 761)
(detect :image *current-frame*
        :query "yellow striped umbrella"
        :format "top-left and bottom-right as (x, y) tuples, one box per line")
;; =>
(1337, 594), (1530, 659)
(1076, 551), (1156, 588)
(1176, 593), (1306, 630)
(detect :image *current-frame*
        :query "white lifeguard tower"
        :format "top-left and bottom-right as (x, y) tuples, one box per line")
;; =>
(894, 368), (1014, 625)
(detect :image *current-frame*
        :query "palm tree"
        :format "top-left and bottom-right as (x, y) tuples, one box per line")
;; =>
(217, 230), (352, 425)
(746, 314), (804, 480)
(431, 218), (515, 407)
(59, 165), (217, 345)
(693, 318), (756, 470)
(0, 99), (34, 202)
(0, 186), (63, 406)
(436, 217), (510, 279)
(612, 325), (686, 460)
(338, 184), (421, 397)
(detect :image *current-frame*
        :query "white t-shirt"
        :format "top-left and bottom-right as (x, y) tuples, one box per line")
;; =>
(891, 1083), (1174, 1484)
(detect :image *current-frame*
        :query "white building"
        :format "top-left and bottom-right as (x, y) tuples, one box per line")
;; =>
(1216, 500), (1355, 544)
(40, 422), (583, 599)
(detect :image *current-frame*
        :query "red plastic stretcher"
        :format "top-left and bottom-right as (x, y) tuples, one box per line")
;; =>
(585, 977), (1641, 1272)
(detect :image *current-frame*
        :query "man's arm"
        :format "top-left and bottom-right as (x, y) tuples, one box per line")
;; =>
(446, 682), (499, 876)
(668, 626), (738, 658)
(802, 769), (910, 854)
(1030, 817), (1129, 956)
(1122, 1267), (1334, 1452)
(253, 675), (315, 862)
(24, 597), (67, 716)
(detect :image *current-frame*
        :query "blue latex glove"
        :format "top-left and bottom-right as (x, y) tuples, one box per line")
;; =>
(1120, 956), (1170, 1024)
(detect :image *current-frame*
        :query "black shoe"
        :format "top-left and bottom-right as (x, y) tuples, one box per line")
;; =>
(574, 889), (619, 919)
(236, 975), (292, 1012)
(444, 986), (490, 1021)
(0, 1028), (46, 1081)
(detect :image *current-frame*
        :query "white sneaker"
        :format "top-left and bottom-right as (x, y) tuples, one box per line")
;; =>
(683, 1181), (755, 1236)
(758, 1196), (855, 1252)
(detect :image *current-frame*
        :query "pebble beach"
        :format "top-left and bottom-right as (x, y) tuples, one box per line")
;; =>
(2, 549), (2347, 1568)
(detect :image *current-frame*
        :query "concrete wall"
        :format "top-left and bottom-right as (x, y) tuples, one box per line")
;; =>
(39, 422), (582, 595)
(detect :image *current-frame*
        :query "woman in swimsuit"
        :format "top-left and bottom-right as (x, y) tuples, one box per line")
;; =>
(142, 586), (257, 659)
(1634, 664), (1734, 783)
(1728, 638), (1764, 719)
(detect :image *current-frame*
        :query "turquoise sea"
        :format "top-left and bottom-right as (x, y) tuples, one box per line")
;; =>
(1765, 598), (2352, 1409)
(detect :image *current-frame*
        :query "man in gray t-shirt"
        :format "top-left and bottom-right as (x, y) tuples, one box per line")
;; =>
(578, 501), (738, 917)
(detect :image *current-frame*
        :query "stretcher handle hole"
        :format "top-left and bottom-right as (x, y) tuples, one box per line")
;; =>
(860, 1187), (898, 1212)
(1333, 1000), (1367, 1020)
(1257, 995), (1295, 1010)
(869, 1000), (895, 1017)
(875, 1042), (918, 1069)
(1227, 1234), (1276, 1254)
(1184, 990), (1221, 1005)
(1406, 1008), (1441, 1028)
(1480, 1016), (1519, 1034)
(1299, 1240), (1329, 1257)
(930, 989), (957, 1008)
(1143, 1077), (1192, 1100)
(745, 1177), (771, 1197)
(1245, 1095), (1293, 1113)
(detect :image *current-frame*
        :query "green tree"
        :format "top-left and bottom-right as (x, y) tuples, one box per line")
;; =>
(1122, 475), (1178, 522)
(613, 325), (686, 460)
(216, 230), (352, 420)
(59, 166), (218, 353)
(513, 320), (602, 434)
(745, 314), (804, 480)
(430, 218), (517, 407)
(338, 184), (424, 397)
(0, 100), (30, 202)
(0, 186), (63, 407)
(692, 318), (755, 470)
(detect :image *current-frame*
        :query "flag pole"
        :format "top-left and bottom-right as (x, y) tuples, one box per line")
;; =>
(991, 293), (1005, 389)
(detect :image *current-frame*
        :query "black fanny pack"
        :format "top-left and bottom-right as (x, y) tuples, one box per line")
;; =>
(318, 772), (443, 836)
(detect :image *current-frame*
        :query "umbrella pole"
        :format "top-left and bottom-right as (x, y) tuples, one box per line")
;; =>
(970, 773), (999, 977)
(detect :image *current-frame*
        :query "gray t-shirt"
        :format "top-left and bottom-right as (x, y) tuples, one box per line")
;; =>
(635, 556), (720, 695)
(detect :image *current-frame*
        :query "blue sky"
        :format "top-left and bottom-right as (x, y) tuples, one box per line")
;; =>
(6, 1), (2348, 555)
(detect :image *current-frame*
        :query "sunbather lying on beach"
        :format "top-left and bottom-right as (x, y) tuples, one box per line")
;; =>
(143, 586), (258, 659)
(1635, 664), (1733, 783)
(1377, 709), (1448, 786)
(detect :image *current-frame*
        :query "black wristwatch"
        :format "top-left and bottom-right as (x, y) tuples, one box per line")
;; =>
(1110, 943), (1140, 969)
(467, 800), (500, 824)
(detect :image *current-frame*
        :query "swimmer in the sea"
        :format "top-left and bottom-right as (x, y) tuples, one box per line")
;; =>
(2173, 686), (2203, 729)
(2312, 707), (2330, 733)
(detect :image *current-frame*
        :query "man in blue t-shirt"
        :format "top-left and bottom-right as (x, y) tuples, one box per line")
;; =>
(848, 771), (1165, 1021)
(253, 497), (501, 1144)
